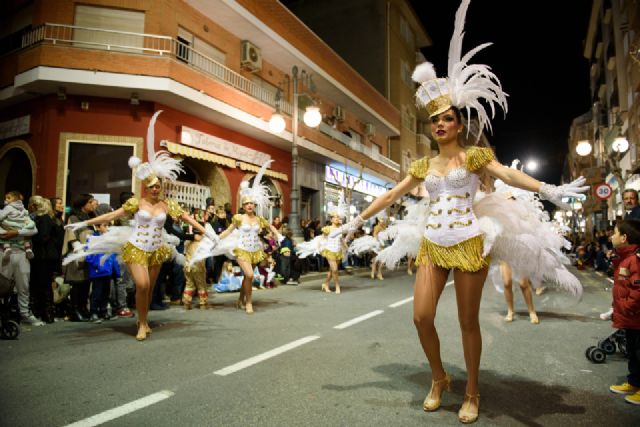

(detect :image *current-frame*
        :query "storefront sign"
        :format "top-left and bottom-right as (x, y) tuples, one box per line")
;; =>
(325, 166), (387, 197)
(180, 126), (270, 166)
(0, 115), (30, 140)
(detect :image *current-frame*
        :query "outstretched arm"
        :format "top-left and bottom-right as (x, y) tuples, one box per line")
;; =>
(359, 175), (422, 221)
(180, 211), (207, 235)
(483, 160), (542, 192)
(65, 208), (127, 231)
(217, 223), (236, 240)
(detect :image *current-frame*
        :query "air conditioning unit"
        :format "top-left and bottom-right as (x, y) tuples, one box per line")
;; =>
(333, 105), (345, 122)
(240, 40), (262, 72)
(365, 123), (376, 138)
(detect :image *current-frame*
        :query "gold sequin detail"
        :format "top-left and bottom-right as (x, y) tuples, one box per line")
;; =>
(447, 207), (471, 215)
(430, 209), (443, 216)
(122, 197), (139, 215)
(415, 235), (489, 272)
(165, 199), (183, 220)
(321, 249), (343, 262)
(426, 94), (453, 117)
(408, 157), (430, 180)
(464, 146), (495, 172)
(232, 214), (243, 228)
(448, 220), (473, 229)
(426, 223), (442, 229)
(121, 242), (172, 266)
(446, 192), (470, 201)
(259, 216), (270, 230)
(429, 197), (441, 205)
(233, 248), (267, 265)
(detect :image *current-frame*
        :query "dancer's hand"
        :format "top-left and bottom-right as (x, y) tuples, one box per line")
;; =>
(329, 215), (364, 240)
(64, 221), (88, 232)
(539, 177), (588, 209)
(71, 241), (83, 253)
(276, 233), (285, 244)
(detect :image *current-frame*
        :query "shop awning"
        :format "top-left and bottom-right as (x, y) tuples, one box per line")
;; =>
(238, 161), (288, 182)
(165, 141), (236, 168)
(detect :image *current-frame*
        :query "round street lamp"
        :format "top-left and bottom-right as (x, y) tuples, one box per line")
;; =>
(268, 113), (286, 133)
(612, 136), (629, 153)
(575, 140), (592, 156)
(525, 159), (538, 172)
(303, 106), (322, 128)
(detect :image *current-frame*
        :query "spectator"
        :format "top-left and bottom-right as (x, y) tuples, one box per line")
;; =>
(606, 219), (640, 405)
(224, 202), (233, 223)
(62, 193), (97, 321)
(182, 228), (208, 310)
(86, 223), (120, 323)
(272, 216), (282, 230)
(0, 190), (40, 325)
(112, 191), (135, 318)
(152, 213), (191, 308)
(28, 196), (58, 324)
(623, 189), (640, 219)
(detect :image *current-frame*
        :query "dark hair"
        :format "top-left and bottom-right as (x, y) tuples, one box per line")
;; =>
(616, 219), (640, 245)
(5, 190), (23, 200)
(119, 191), (134, 205)
(72, 193), (94, 211)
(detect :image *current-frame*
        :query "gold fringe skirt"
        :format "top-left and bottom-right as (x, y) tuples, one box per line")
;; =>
(233, 248), (267, 265)
(415, 235), (489, 273)
(121, 242), (172, 266)
(321, 249), (343, 262)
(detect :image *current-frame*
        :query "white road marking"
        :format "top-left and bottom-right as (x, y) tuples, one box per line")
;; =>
(445, 280), (454, 287)
(214, 335), (320, 376)
(333, 310), (384, 330)
(389, 296), (413, 308)
(607, 278), (614, 283)
(64, 390), (174, 427)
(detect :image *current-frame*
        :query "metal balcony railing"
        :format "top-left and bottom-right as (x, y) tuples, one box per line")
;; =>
(19, 23), (293, 115)
(17, 23), (400, 172)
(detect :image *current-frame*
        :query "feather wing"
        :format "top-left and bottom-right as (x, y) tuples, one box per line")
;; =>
(62, 226), (132, 266)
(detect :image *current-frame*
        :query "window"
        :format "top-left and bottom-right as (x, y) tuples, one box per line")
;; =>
(177, 27), (226, 77)
(401, 60), (413, 88)
(74, 5), (145, 53)
(401, 105), (416, 133)
(400, 16), (415, 50)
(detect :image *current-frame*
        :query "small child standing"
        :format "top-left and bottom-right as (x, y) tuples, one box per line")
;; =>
(0, 191), (35, 261)
(86, 223), (120, 323)
(182, 230), (208, 310)
(608, 219), (640, 405)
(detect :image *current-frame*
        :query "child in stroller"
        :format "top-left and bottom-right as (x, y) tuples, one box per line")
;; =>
(0, 272), (20, 339)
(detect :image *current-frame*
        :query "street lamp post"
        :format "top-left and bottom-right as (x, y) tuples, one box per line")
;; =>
(289, 66), (302, 237)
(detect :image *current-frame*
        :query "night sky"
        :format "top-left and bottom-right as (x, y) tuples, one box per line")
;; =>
(411, 1), (593, 184)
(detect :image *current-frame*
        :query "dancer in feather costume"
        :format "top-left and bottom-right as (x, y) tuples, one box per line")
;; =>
(63, 111), (213, 341)
(332, 1), (588, 423)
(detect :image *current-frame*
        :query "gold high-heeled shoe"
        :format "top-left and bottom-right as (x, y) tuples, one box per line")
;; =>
(321, 283), (332, 293)
(135, 322), (147, 341)
(235, 299), (245, 310)
(136, 320), (152, 334)
(458, 393), (480, 424)
(423, 372), (451, 411)
(335, 285), (341, 294)
(245, 302), (254, 314)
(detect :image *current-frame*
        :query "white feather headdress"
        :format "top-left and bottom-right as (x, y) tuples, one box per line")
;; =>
(327, 190), (348, 219)
(413, 0), (508, 137)
(128, 110), (184, 186)
(240, 159), (273, 217)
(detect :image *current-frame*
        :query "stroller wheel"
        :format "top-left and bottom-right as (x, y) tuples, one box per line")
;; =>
(589, 347), (607, 363)
(1, 320), (20, 340)
(598, 339), (617, 355)
(585, 345), (597, 360)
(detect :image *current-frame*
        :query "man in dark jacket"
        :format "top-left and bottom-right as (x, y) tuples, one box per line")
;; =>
(623, 189), (640, 220)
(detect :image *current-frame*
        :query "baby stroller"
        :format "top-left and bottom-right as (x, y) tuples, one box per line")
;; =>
(585, 330), (626, 363)
(0, 272), (20, 339)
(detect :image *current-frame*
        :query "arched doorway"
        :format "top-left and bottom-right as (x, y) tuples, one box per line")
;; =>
(0, 146), (34, 202)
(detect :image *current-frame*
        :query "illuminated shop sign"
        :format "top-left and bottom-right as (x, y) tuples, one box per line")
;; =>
(325, 166), (387, 197)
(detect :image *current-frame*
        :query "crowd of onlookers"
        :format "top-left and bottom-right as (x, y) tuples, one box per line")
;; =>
(0, 189), (377, 329)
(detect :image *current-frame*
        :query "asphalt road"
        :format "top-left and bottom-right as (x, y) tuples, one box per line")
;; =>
(1, 266), (638, 426)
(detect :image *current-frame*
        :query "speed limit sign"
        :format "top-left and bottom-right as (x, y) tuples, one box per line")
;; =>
(594, 183), (613, 200)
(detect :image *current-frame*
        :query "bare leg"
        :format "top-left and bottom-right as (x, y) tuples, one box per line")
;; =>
(329, 259), (340, 294)
(370, 258), (376, 279)
(322, 263), (332, 292)
(237, 259), (255, 314)
(128, 263), (153, 340)
(519, 278), (538, 324)
(413, 262), (449, 382)
(500, 263), (514, 321)
(376, 261), (384, 280)
(407, 256), (414, 275)
(453, 267), (488, 418)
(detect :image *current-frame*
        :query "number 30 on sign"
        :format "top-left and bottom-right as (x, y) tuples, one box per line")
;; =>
(594, 183), (613, 200)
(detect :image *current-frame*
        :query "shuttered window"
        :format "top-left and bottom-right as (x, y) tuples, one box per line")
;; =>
(73, 5), (145, 53)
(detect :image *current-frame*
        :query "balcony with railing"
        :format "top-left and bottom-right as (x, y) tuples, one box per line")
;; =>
(11, 23), (400, 173)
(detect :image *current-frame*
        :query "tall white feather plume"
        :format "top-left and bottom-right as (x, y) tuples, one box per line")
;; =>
(146, 110), (162, 161)
(446, 0), (507, 136)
